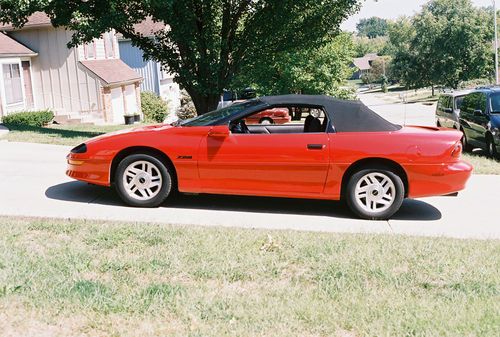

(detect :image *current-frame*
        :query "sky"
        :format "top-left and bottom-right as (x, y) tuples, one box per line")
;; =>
(341, 0), (496, 32)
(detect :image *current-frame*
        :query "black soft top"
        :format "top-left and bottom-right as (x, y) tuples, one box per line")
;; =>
(259, 95), (401, 132)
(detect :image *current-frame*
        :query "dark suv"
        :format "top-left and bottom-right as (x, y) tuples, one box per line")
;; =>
(459, 88), (500, 157)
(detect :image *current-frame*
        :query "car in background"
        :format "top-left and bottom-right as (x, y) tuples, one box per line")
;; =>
(459, 88), (500, 158)
(245, 108), (291, 125)
(436, 90), (470, 129)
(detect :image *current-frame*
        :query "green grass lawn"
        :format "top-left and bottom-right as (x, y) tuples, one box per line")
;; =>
(0, 217), (498, 336)
(1, 123), (141, 146)
(464, 153), (500, 175)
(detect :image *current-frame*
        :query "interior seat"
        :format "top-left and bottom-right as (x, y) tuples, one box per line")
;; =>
(304, 115), (322, 133)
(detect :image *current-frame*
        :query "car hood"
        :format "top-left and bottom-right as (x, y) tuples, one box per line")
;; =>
(86, 124), (173, 144)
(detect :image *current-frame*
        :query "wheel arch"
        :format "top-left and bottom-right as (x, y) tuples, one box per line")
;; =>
(110, 146), (178, 188)
(340, 158), (409, 198)
(259, 117), (274, 124)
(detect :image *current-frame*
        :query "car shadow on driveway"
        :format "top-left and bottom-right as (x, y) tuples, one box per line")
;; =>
(45, 181), (442, 221)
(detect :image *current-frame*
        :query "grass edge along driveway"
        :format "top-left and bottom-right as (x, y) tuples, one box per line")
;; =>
(0, 217), (498, 337)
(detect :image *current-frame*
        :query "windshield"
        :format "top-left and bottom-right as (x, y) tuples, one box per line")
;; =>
(180, 100), (264, 126)
(491, 93), (500, 114)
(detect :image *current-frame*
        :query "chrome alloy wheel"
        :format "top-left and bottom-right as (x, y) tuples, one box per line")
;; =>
(354, 172), (396, 213)
(122, 160), (163, 201)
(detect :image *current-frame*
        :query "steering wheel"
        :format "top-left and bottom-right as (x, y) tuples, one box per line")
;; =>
(231, 120), (250, 134)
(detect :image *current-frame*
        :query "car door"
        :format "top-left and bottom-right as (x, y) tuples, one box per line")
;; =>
(460, 93), (482, 147)
(197, 129), (330, 196)
(468, 93), (489, 147)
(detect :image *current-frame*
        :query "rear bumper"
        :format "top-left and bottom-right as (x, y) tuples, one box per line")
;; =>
(405, 160), (473, 198)
(66, 154), (111, 186)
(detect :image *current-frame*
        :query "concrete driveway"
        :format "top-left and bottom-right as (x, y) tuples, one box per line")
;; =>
(0, 141), (498, 240)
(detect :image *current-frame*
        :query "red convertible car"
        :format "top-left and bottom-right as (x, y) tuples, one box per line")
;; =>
(67, 95), (473, 220)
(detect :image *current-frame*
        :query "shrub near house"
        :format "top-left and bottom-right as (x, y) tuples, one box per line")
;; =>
(2, 110), (54, 127)
(141, 92), (169, 123)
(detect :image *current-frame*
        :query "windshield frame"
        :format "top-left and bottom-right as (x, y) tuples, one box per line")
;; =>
(179, 99), (267, 127)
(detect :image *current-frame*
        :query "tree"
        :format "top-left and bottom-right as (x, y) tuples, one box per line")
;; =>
(353, 35), (388, 57)
(361, 55), (391, 84)
(0, 0), (362, 114)
(231, 33), (356, 99)
(356, 17), (388, 38)
(388, 0), (494, 92)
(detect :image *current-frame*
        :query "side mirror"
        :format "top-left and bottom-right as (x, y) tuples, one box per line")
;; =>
(444, 108), (453, 114)
(208, 125), (230, 138)
(474, 109), (483, 117)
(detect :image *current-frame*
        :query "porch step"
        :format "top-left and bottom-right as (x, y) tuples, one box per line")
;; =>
(53, 115), (93, 126)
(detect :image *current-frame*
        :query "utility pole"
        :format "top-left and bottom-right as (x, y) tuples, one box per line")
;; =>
(495, 0), (499, 85)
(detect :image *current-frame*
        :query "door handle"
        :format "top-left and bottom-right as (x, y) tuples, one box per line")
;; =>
(307, 144), (326, 150)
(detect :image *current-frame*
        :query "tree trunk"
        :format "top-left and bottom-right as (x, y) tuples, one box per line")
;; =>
(186, 89), (221, 115)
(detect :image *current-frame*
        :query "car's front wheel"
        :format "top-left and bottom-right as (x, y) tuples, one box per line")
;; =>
(346, 168), (404, 220)
(259, 118), (274, 125)
(115, 154), (172, 207)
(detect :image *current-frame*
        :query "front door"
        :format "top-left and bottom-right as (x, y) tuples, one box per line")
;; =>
(21, 61), (34, 109)
(197, 132), (330, 197)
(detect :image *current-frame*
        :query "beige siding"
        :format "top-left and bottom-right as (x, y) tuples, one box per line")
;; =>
(9, 27), (103, 119)
(95, 39), (105, 59)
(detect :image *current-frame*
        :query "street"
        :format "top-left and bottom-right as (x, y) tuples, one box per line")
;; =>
(0, 141), (498, 240)
(359, 91), (437, 127)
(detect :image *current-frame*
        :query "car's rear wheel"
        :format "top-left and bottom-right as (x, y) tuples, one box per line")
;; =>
(346, 168), (404, 220)
(486, 136), (498, 159)
(461, 128), (471, 152)
(259, 118), (273, 125)
(115, 154), (172, 207)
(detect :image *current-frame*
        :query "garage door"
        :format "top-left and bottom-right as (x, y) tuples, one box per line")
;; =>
(111, 87), (124, 124)
(124, 85), (137, 114)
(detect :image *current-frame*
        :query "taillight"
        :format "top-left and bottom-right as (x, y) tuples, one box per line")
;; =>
(451, 141), (462, 158)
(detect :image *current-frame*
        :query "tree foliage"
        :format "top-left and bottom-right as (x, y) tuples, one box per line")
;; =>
(388, 0), (494, 90)
(352, 35), (388, 58)
(231, 33), (356, 99)
(0, 0), (362, 114)
(356, 16), (388, 38)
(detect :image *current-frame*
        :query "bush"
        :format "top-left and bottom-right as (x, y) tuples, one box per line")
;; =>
(2, 110), (54, 127)
(177, 90), (197, 120)
(141, 92), (169, 123)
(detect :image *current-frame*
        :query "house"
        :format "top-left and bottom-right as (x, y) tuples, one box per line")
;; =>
(117, 18), (181, 113)
(351, 53), (380, 80)
(0, 12), (143, 124)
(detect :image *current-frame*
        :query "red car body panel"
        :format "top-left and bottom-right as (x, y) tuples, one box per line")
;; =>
(67, 124), (473, 201)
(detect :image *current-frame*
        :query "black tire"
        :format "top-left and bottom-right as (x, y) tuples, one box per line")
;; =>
(461, 128), (471, 152)
(259, 118), (274, 125)
(486, 135), (498, 159)
(115, 154), (172, 207)
(345, 167), (405, 220)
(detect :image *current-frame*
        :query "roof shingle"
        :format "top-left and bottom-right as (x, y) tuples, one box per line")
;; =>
(0, 32), (37, 56)
(80, 59), (142, 86)
(0, 12), (52, 31)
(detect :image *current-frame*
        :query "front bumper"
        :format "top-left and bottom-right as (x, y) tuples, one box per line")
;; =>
(405, 160), (473, 198)
(66, 153), (111, 186)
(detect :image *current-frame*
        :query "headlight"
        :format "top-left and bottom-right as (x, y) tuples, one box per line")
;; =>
(71, 143), (87, 154)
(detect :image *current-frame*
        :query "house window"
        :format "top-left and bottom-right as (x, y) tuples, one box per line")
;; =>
(2, 63), (23, 105)
(85, 40), (96, 59)
(104, 32), (115, 58)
